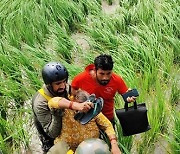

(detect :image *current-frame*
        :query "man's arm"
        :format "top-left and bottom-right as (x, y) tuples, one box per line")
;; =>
(109, 135), (122, 154)
(95, 113), (121, 154)
(48, 97), (93, 112)
(116, 74), (137, 103)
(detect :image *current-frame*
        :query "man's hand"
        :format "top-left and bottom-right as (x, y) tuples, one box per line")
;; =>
(48, 97), (62, 109)
(127, 96), (137, 103)
(122, 89), (139, 103)
(74, 101), (94, 112)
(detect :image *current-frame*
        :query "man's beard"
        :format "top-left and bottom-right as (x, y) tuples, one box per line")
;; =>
(47, 85), (67, 97)
(55, 88), (66, 96)
(97, 78), (110, 86)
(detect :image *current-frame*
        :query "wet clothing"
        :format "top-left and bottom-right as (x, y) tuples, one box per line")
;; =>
(32, 85), (70, 152)
(71, 64), (128, 121)
(54, 109), (115, 151)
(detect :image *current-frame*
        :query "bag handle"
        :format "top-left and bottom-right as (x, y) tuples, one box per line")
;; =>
(125, 101), (137, 111)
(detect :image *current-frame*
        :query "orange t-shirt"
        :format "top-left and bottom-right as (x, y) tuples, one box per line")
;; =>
(71, 64), (128, 120)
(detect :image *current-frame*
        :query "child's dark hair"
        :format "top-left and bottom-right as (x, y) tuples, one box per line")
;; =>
(94, 54), (114, 70)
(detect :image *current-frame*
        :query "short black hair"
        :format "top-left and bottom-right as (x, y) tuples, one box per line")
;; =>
(94, 54), (114, 70)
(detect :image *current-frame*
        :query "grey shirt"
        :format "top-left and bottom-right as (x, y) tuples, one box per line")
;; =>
(32, 85), (64, 138)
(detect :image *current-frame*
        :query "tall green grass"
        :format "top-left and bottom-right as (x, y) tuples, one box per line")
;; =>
(169, 111), (180, 154)
(0, 0), (179, 153)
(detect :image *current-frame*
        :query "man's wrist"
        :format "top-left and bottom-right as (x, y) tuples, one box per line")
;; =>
(110, 137), (117, 142)
(110, 137), (118, 145)
(69, 101), (74, 110)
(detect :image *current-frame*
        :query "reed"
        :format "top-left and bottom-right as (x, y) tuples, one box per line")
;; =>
(0, 0), (179, 153)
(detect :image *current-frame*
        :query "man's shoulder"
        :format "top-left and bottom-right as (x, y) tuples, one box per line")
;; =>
(32, 91), (49, 115)
(73, 69), (90, 80)
(85, 64), (94, 71)
(32, 91), (47, 106)
(33, 91), (46, 100)
(111, 73), (124, 80)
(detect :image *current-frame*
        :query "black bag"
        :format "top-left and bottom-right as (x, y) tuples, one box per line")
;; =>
(116, 101), (151, 136)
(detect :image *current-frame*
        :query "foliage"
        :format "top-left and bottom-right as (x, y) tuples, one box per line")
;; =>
(0, 0), (179, 153)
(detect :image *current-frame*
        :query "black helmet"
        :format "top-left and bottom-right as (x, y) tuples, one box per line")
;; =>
(42, 62), (68, 85)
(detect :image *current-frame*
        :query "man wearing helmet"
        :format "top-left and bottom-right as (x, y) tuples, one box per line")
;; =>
(32, 62), (93, 153)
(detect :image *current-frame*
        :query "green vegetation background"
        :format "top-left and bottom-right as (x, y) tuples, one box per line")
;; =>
(0, 0), (179, 153)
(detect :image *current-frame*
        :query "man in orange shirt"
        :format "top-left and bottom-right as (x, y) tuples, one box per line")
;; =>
(71, 54), (136, 124)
